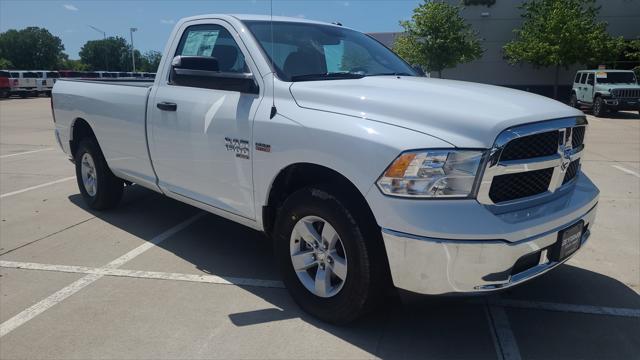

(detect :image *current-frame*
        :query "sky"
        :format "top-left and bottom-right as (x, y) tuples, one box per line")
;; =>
(0, 0), (422, 59)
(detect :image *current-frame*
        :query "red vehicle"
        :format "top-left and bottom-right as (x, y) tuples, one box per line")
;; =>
(0, 70), (10, 98)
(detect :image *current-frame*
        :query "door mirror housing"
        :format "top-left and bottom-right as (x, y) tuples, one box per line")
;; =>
(172, 55), (220, 72)
(170, 55), (259, 94)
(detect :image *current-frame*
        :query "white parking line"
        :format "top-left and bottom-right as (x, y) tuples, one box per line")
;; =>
(0, 148), (54, 159)
(490, 298), (640, 318)
(485, 304), (522, 360)
(0, 176), (75, 198)
(612, 165), (640, 178)
(0, 261), (285, 289)
(0, 212), (204, 338)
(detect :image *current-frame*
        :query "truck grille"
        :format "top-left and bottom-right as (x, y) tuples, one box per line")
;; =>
(611, 89), (640, 98)
(489, 168), (554, 203)
(500, 131), (559, 161)
(477, 118), (587, 206)
(572, 126), (585, 147)
(562, 160), (580, 185)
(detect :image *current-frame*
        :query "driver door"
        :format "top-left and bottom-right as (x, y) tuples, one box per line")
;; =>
(148, 21), (262, 219)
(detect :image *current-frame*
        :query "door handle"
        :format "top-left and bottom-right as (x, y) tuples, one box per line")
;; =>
(157, 102), (177, 111)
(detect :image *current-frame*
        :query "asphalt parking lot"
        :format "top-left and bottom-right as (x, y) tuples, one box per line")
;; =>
(0, 97), (638, 359)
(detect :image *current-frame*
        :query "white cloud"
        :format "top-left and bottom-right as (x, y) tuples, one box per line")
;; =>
(296, 14), (306, 18)
(160, 19), (175, 24)
(63, 4), (78, 11)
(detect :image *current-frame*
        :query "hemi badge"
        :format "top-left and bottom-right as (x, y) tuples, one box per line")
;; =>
(256, 143), (271, 152)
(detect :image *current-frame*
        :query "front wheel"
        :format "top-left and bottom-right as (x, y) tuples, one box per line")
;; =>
(74, 138), (124, 210)
(569, 93), (579, 108)
(593, 97), (606, 117)
(274, 186), (386, 324)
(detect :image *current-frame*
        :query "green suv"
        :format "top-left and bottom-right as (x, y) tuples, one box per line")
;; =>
(569, 70), (640, 117)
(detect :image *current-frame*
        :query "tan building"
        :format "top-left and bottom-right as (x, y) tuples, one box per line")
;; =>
(370, 0), (640, 99)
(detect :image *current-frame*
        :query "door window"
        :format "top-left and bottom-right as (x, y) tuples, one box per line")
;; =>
(574, 73), (581, 83)
(174, 24), (248, 74)
(586, 73), (594, 85)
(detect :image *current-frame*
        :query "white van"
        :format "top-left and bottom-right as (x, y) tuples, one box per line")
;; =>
(96, 71), (118, 79)
(34, 71), (60, 97)
(9, 71), (38, 98)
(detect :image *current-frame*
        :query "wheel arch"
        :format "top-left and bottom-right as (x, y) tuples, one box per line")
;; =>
(69, 117), (97, 157)
(262, 162), (379, 239)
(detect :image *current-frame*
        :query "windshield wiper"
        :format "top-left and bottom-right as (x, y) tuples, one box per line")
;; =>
(290, 72), (365, 82)
(367, 72), (415, 77)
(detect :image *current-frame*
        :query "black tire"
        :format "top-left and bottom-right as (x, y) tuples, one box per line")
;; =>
(19, 93), (27, 99)
(569, 93), (579, 108)
(593, 97), (606, 117)
(74, 138), (123, 210)
(273, 185), (387, 324)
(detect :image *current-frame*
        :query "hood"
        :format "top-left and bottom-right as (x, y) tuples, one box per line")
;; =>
(289, 76), (583, 148)
(595, 83), (640, 92)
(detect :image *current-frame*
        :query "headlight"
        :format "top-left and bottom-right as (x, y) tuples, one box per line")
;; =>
(376, 150), (484, 198)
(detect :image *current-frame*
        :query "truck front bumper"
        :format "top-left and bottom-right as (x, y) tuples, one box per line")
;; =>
(604, 98), (640, 110)
(369, 173), (599, 295)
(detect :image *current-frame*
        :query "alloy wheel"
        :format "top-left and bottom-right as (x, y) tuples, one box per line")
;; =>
(80, 152), (98, 196)
(289, 215), (348, 298)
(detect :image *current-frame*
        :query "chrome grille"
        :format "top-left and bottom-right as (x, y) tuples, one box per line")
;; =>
(500, 130), (559, 161)
(572, 126), (585, 147)
(612, 89), (640, 98)
(562, 160), (580, 185)
(477, 117), (587, 206)
(489, 168), (554, 203)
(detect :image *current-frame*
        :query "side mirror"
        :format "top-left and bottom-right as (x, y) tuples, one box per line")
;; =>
(170, 55), (258, 94)
(172, 55), (219, 72)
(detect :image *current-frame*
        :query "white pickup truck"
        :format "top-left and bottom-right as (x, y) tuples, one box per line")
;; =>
(52, 14), (599, 324)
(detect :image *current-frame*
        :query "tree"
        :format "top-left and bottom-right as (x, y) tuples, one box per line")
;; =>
(504, 0), (625, 99)
(0, 58), (13, 69)
(393, 1), (483, 78)
(138, 50), (162, 72)
(79, 36), (130, 71)
(624, 39), (640, 62)
(0, 27), (66, 69)
(59, 58), (88, 71)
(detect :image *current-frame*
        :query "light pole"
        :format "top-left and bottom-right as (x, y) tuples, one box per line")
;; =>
(88, 25), (108, 71)
(130, 27), (138, 73)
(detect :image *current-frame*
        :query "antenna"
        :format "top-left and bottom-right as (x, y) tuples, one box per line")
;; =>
(269, 0), (277, 119)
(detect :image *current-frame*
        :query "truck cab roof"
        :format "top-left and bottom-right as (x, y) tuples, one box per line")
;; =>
(577, 69), (635, 73)
(177, 14), (345, 28)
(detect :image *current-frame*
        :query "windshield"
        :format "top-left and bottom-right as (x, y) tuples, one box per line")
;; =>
(244, 21), (417, 81)
(596, 72), (637, 84)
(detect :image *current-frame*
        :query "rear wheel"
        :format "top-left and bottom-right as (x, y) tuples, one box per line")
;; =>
(593, 97), (606, 117)
(274, 185), (386, 324)
(74, 138), (123, 210)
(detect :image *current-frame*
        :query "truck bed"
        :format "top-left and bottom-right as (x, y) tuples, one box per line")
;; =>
(52, 79), (158, 190)
(59, 79), (154, 87)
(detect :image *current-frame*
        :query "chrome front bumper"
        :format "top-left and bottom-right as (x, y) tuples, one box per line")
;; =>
(380, 186), (598, 295)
